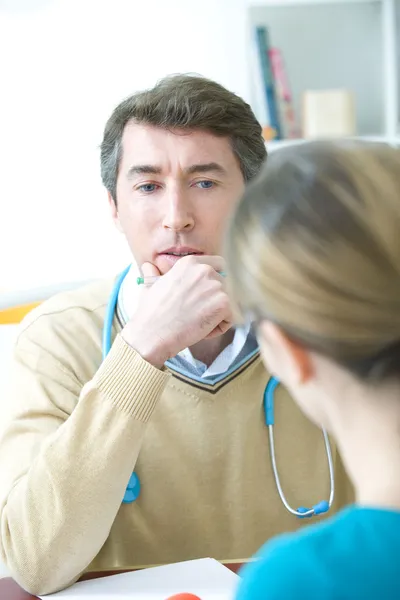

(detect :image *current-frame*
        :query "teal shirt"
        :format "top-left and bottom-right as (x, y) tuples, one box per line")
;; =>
(235, 506), (400, 599)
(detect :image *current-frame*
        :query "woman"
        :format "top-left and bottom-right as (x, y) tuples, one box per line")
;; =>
(226, 140), (400, 599)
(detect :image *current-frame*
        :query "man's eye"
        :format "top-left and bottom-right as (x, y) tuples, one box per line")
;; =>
(137, 183), (158, 193)
(196, 180), (214, 189)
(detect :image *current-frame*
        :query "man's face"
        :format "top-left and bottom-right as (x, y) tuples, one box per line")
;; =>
(109, 122), (245, 274)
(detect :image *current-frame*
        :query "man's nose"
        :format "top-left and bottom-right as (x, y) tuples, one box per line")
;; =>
(162, 190), (194, 232)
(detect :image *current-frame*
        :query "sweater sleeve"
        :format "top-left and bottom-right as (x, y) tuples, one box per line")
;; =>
(0, 329), (170, 596)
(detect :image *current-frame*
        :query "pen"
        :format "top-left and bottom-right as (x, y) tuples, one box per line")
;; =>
(137, 272), (226, 285)
(136, 276), (160, 285)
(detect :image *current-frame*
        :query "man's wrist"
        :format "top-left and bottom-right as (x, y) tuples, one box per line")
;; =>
(121, 324), (170, 369)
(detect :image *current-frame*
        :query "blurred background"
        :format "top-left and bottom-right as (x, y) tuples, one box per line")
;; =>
(0, 0), (399, 295)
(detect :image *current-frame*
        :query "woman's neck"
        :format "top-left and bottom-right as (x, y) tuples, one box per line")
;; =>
(328, 378), (400, 511)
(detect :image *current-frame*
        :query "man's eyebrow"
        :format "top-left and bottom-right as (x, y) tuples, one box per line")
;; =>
(185, 162), (227, 175)
(126, 165), (162, 178)
(126, 162), (227, 179)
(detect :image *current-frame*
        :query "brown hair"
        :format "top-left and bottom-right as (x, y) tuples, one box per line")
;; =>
(100, 73), (267, 202)
(226, 140), (400, 382)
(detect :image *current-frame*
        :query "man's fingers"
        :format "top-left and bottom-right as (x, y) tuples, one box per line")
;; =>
(186, 255), (226, 274)
(205, 319), (233, 339)
(141, 262), (162, 278)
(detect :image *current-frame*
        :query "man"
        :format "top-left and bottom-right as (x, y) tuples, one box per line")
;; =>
(0, 74), (353, 595)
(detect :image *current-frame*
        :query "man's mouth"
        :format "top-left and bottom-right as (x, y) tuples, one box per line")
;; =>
(163, 251), (200, 257)
(159, 247), (204, 257)
(157, 247), (204, 268)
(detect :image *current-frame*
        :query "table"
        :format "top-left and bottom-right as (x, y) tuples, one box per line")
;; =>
(0, 561), (245, 599)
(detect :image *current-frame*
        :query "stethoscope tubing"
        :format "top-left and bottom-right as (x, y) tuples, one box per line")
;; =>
(103, 266), (335, 516)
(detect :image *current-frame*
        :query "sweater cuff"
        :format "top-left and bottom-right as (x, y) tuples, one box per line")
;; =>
(92, 334), (170, 422)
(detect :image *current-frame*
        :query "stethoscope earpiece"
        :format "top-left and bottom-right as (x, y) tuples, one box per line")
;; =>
(297, 500), (330, 518)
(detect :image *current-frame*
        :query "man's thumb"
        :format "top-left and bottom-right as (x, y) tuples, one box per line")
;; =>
(140, 262), (162, 278)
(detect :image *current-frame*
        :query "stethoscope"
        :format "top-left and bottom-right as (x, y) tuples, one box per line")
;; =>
(103, 266), (335, 518)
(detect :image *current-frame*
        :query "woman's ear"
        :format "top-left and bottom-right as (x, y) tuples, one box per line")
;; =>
(258, 321), (314, 385)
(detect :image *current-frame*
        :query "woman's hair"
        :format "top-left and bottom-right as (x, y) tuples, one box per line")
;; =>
(225, 140), (400, 382)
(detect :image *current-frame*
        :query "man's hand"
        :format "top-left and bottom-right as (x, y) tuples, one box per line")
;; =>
(121, 255), (232, 368)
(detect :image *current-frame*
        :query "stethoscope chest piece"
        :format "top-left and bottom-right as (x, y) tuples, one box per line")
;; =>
(123, 472), (141, 503)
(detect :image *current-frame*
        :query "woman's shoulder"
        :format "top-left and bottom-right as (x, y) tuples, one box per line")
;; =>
(235, 506), (400, 600)
(235, 524), (324, 600)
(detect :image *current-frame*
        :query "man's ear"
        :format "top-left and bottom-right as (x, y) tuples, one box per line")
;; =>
(107, 192), (123, 233)
(258, 321), (314, 385)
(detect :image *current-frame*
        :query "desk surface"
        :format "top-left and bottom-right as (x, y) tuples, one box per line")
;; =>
(0, 562), (244, 599)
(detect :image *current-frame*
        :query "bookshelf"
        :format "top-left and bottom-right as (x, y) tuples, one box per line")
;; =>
(247, 0), (400, 147)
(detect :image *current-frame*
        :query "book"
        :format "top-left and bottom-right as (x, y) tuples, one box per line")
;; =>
(254, 26), (282, 140)
(268, 47), (298, 139)
(249, 24), (269, 128)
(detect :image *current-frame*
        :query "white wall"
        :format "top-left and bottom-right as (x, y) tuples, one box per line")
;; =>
(0, 0), (248, 292)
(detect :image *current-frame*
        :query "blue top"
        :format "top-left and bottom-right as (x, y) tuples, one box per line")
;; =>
(235, 506), (400, 600)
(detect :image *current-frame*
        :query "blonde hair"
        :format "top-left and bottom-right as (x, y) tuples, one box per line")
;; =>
(226, 140), (400, 381)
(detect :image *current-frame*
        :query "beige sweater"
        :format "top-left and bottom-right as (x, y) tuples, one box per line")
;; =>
(0, 278), (354, 595)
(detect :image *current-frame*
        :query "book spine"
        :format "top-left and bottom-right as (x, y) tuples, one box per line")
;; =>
(250, 28), (269, 127)
(268, 47), (298, 139)
(255, 26), (282, 140)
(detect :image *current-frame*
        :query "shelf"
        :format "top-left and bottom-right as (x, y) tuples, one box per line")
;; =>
(249, 0), (399, 139)
(248, 0), (381, 6)
(265, 135), (400, 151)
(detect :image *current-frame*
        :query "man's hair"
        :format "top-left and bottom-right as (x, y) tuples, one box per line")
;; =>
(100, 74), (267, 202)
